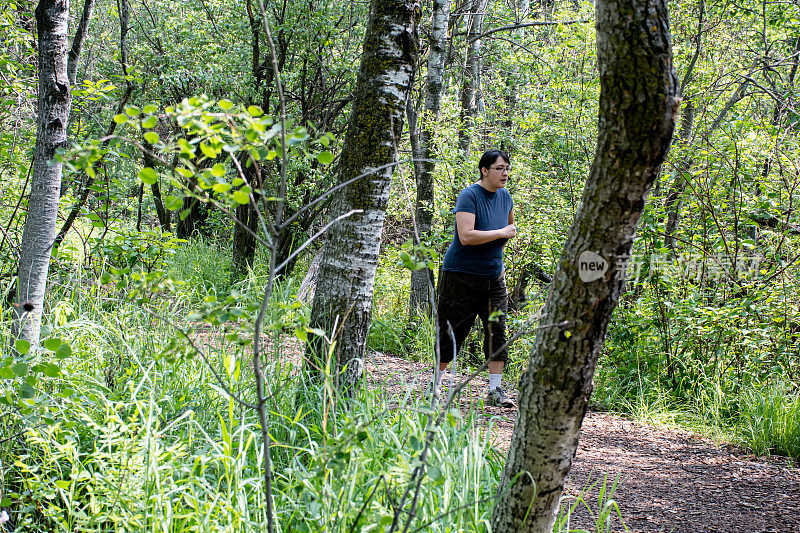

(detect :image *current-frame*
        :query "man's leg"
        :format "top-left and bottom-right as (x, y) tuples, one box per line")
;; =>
(481, 275), (513, 407)
(435, 272), (478, 392)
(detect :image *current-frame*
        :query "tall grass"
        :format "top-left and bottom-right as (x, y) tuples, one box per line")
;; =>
(1, 241), (631, 532)
(737, 384), (800, 458)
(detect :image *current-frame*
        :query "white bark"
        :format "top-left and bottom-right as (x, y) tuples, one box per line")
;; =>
(307, 0), (420, 391)
(408, 0), (451, 317)
(13, 0), (72, 348)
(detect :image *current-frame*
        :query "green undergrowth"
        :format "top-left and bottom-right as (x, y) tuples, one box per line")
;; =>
(1, 244), (625, 532)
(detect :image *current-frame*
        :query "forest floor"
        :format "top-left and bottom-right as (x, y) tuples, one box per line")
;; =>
(363, 352), (800, 533)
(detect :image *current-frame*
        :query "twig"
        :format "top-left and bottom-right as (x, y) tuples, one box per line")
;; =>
(273, 209), (362, 274)
(141, 307), (257, 410)
(251, 3), (288, 531)
(277, 158), (434, 232)
(468, 18), (590, 43)
(0, 157), (33, 254)
(348, 475), (386, 533)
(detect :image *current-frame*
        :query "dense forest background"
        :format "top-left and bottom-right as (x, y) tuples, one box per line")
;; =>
(1, 0), (799, 530)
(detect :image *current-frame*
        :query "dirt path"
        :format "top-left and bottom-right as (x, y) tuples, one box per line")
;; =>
(364, 353), (800, 533)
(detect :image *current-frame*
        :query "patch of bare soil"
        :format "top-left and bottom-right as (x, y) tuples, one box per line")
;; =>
(363, 352), (800, 533)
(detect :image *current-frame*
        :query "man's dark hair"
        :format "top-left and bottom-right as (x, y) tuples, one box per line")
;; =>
(478, 149), (510, 175)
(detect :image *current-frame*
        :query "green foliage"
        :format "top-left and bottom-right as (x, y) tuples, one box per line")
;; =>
(737, 385), (800, 458)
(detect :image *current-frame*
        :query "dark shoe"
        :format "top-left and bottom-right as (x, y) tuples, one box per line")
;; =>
(486, 386), (515, 408)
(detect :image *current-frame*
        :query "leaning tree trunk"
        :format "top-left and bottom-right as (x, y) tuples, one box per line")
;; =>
(491, 0), (678, 531)
(13, 0), (72, 347)
(306, 0), (420, 391)
(408, 0), (451, 319)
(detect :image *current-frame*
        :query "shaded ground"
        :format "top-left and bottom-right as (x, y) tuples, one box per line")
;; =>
(364, 352), (800, 533)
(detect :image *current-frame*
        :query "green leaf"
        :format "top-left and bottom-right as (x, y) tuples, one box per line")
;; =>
(164, 195), (183, 211)
(43, 338), (63, 351)
(143, 104), (158, 114)
(12, 363), (28, 377)
(211, 163), (226, 177)
(55, 343), (72, 359)
(232, 190), (250, 204)
(427, 465), (443, 481)
(200, 142), (217, 158)
(113, 114), (128, 124)
(219, 99), (234, 110)
(247, 105), (264, 117)
(212, 183), (231, 193)
(142, 115), (157, 128)
(139, 167), (158, 185)
(39, 363), (61, 378)
(316, 151), (334, 165)
(143, 131), (159, 144)
(15, 339), (30, 355)
(55, 480), (71, 490)
(125, 105), (141, 117)
(0, 366), (13, 379)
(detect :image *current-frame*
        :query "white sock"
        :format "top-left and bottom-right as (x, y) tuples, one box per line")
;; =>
(488, 373), (502, 391)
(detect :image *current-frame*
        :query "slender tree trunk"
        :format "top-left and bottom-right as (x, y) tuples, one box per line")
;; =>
(52, 85), (133, 254)
(491, 0), (678, 530)
(664, 99), (694, 252)
(457, 0), (488, 159)
(408, 0), (451, 319)
(66, 0), (93, 85)
(501, 0), (530, 149)
(144, 137), (170, 231)
(231, 155), (260, 278)
(306, 0), (420, 391)
(13, 0), (72, 347)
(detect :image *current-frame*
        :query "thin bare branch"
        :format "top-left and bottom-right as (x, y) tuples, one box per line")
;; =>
(469, 18), (589, 43)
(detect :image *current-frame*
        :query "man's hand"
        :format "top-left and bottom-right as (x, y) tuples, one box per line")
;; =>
(500, 224), (516, 239)
(456, 212), (518, 245)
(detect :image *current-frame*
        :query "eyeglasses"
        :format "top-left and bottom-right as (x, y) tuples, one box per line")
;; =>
(490, 166), (512, 173)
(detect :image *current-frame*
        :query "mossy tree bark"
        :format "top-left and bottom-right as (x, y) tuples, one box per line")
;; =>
(491, 0), (678, 530)
(306, 0), (420, 391)
(13, 0), (72, 347)
(408, 0), (450, 319)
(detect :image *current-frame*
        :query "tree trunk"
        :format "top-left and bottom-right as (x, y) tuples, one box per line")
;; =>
(66, 0), (93, 85)
(306, 0), (420, 391)
(144, 138), (170, 232)
(408, 0), (451, 319)
(501, 0), (530, 149)
(231, 156), (260, 278)
(457, 0), (488, 159)
(13, 0), (72, 347)
(491, 0), (678, 530)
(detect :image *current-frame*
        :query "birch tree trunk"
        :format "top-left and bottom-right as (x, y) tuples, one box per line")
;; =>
(13, 0), (72, 347)
(408, 0), (450, 318)
(306, 0), (420, 391)
(491, 0), (678, 530)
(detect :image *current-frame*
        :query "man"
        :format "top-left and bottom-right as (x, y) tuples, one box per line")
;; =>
(435, 149), (516, 407)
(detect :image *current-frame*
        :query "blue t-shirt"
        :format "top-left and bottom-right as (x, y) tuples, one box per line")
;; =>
(442, 183), (513, 277)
